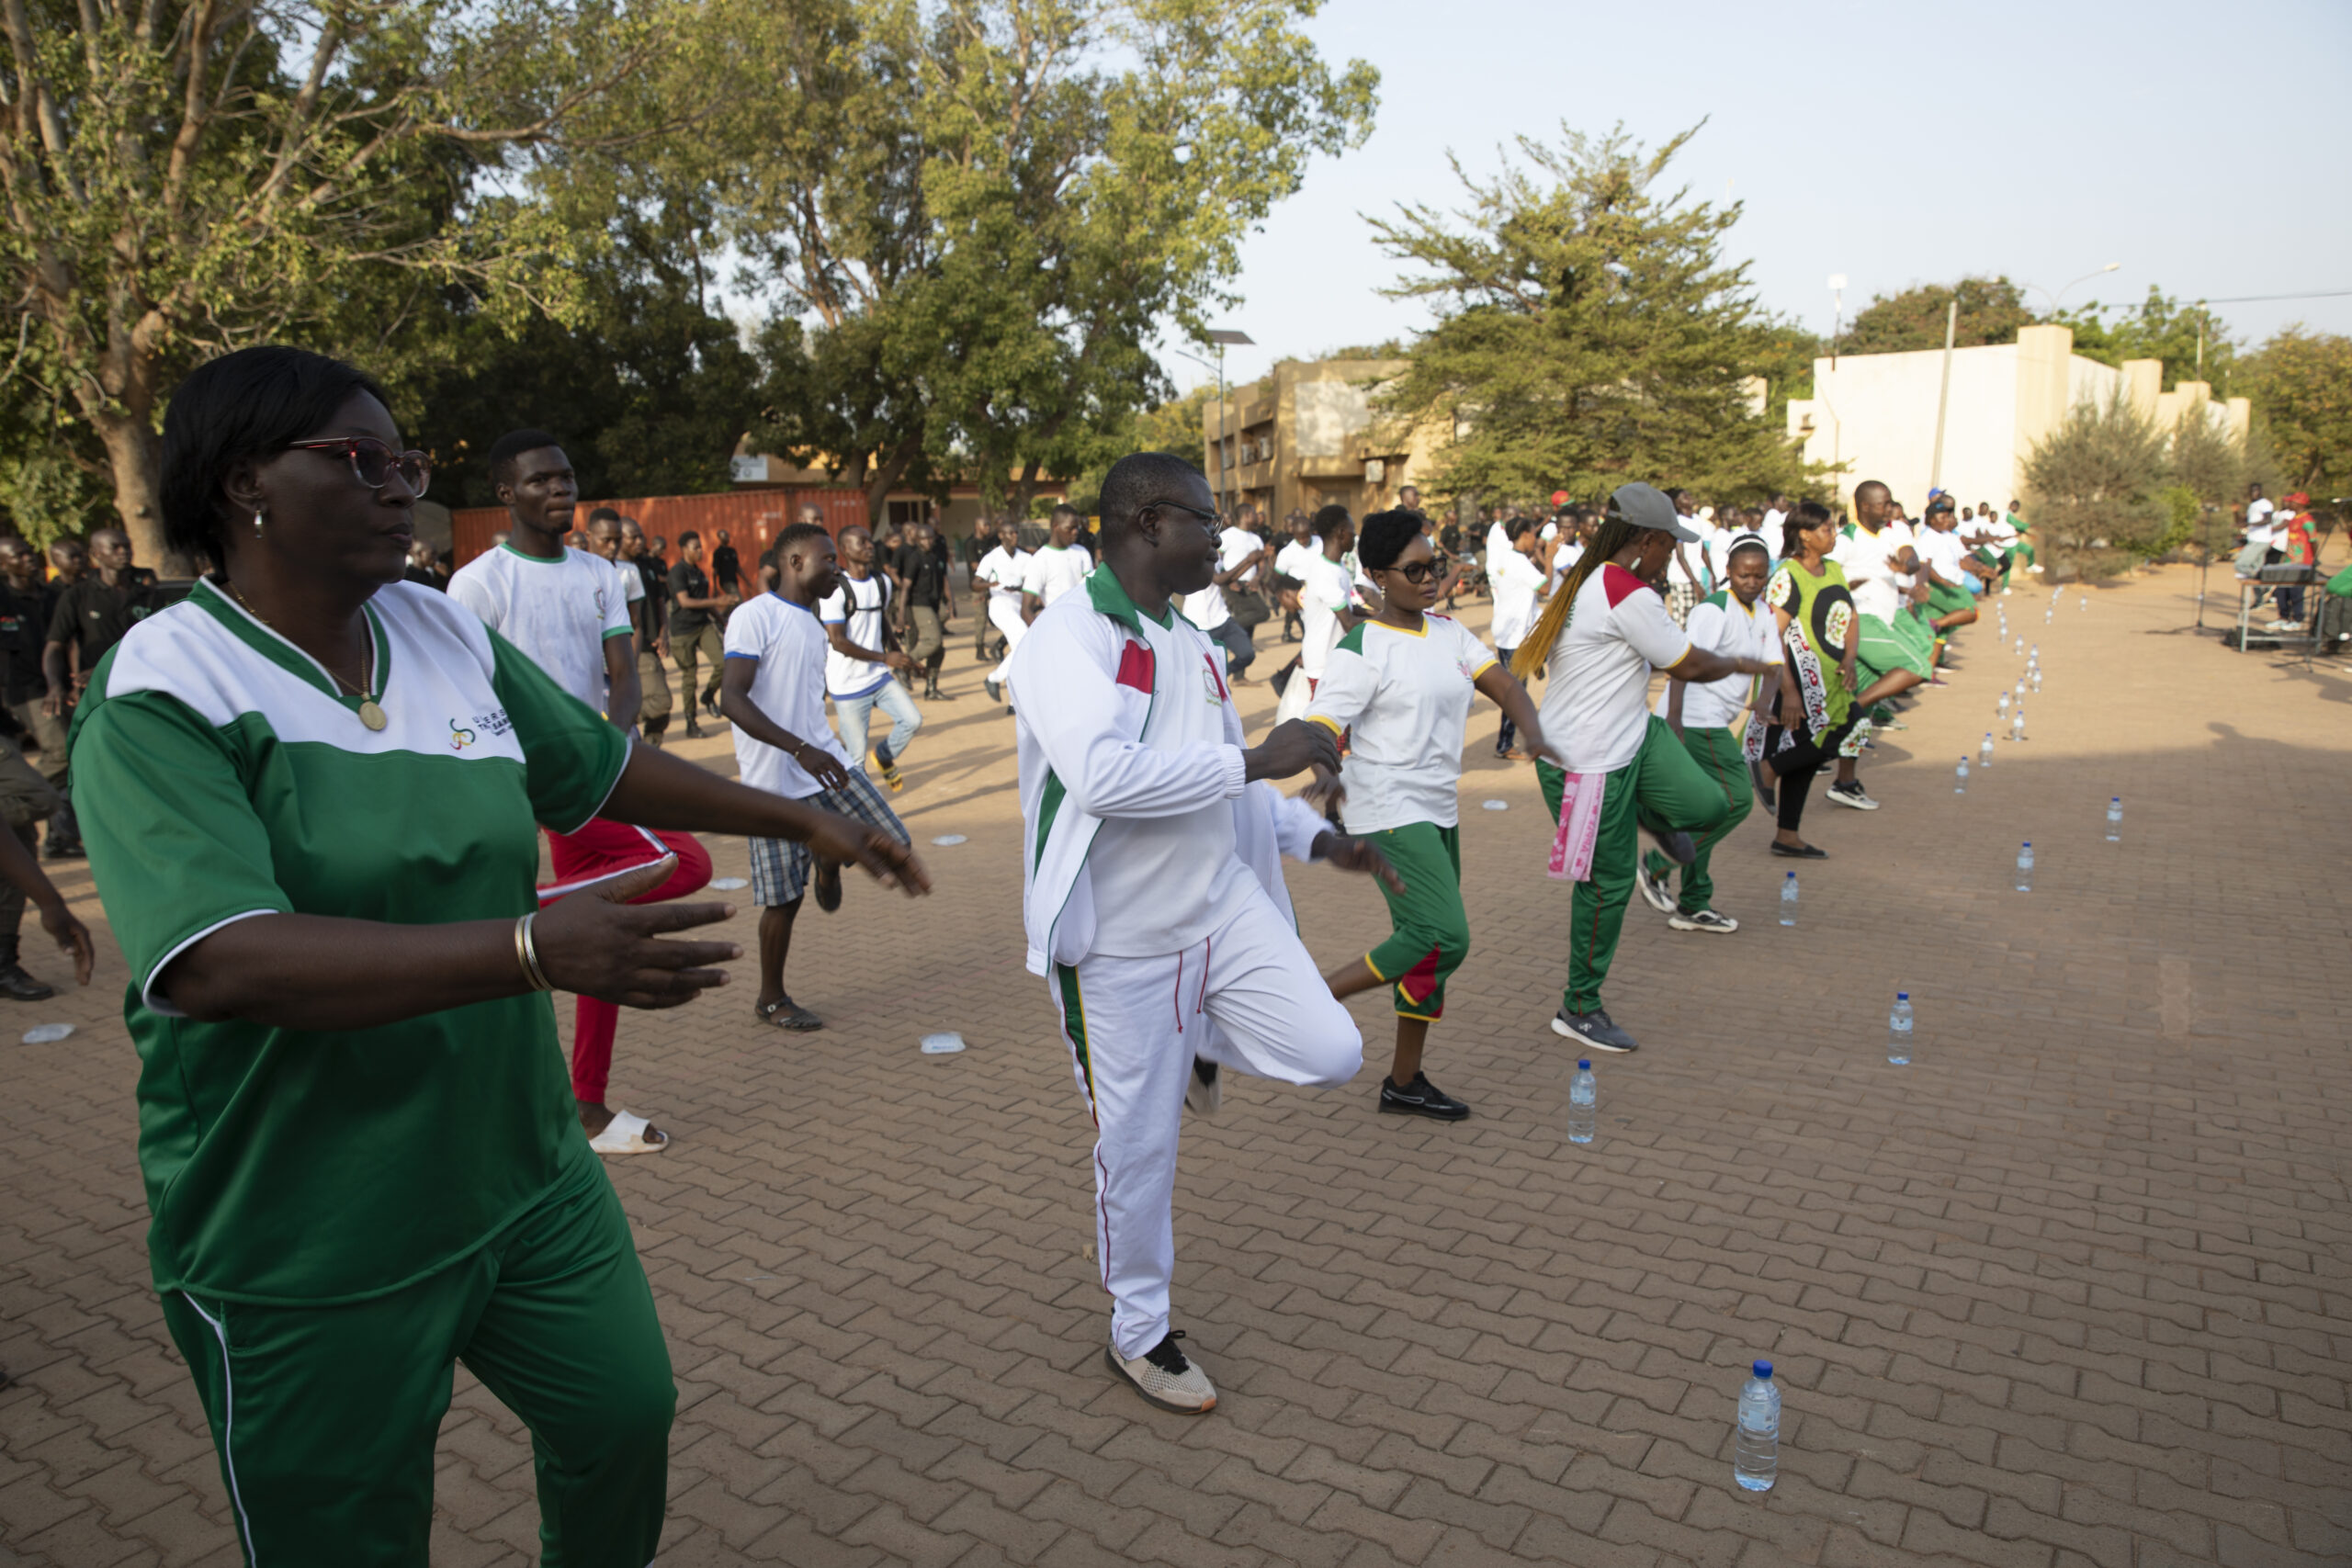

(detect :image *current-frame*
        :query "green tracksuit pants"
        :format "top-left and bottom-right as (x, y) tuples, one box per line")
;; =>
(1540, 716), (1730, 1014)
(1361, 821), (1468, 1020)
(159, 1154), (673, 1568)
(1639, 724), (1752, 916)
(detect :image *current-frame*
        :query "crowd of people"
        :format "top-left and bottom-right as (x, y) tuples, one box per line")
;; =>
(37, 339), (2082, 1561)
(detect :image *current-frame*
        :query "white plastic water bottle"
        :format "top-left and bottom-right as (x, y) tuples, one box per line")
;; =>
(1955, 757), (1969, 794)
(1997, 689), (2010, 716)
(1735, 1362), (1780, 1493)
(2106, 797), (2121, 841)
(1888, 992), (1913, 1066)
(2030, 671), (2042, 694)
(1567, 1060), (1596, 1145)
(1779, 872), (1798, 926)
(2014, 707), (2027, 741)
(2016, 841), (2034, 892)
(1981, 732), (1996, 767)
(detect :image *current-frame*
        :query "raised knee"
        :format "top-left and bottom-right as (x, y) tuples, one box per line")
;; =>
(1302, 998), (1364, 1086)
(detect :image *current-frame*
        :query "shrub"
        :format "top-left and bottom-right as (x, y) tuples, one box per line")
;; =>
(2022, 392), (2169, 580)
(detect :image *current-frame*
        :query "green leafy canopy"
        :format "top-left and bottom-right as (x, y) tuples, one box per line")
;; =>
(1366, 122), (1818, 504)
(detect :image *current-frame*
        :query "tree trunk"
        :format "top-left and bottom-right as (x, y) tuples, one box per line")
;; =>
(1009, 457), (1044, 519)
(863, 434), (922, 528)
(90, 407), (178, 573)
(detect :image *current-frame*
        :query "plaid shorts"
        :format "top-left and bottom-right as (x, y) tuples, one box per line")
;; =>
(748, 768), (910, 907)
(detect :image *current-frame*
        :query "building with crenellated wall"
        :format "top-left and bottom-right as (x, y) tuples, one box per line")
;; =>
(1783, 323), (2248, 514)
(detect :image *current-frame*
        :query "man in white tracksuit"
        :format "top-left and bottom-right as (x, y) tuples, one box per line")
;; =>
(1008, 451), (1397, 1416)
(976, 516), (1032, 704)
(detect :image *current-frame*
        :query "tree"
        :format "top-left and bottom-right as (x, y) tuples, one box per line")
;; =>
(2, 0), (667, 567)
(2058, 287), (2236, 389)
(714, 0), (1376, 524)
(2238, 327), (2352, 498)
(1368, 123), (1814, 503)
(2021, 392), (2168, 580)
(1843, 276), (2034, 355)
(400, 213), (766, 509)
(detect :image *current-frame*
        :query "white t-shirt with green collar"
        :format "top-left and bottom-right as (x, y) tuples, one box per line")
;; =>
(1307, 613), (1498, 834)
(447, 542), (634, 715)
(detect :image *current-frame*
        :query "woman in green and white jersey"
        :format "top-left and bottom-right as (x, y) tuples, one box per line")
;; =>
(72, 346), (928, 1567)
(1307, 512), (1551, 1121)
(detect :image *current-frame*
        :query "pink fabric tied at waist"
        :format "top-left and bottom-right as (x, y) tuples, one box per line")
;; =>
(1546, 770), (1607, 883)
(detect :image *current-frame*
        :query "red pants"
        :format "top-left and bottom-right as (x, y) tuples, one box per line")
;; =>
(540, 819), (712, 1103)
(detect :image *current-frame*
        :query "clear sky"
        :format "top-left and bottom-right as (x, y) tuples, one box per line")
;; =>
(1166, 0), (2352, 395)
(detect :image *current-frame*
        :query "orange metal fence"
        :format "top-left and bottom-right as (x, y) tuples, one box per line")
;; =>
(448, 489), (873, 570)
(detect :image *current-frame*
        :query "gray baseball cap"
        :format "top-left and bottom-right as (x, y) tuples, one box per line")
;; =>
(1611, 482), (1702, 542)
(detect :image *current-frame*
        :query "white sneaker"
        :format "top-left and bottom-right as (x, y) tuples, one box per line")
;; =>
(1668, 908), (1739, 934)
(1826, 781), (1880, 810)
(1635, 864), (1677, 915)
(1107, 1331), (1216, 1414)
(1184, 1059), (1221, 1117)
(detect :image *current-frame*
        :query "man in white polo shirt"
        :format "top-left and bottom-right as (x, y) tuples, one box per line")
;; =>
(817, 524), (921, 792)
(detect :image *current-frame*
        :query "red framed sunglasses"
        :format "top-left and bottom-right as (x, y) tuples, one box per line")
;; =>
(284, 437), (431, 497)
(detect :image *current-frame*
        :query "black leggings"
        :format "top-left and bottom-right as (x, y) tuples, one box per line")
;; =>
(1766, 713), (1858, 832)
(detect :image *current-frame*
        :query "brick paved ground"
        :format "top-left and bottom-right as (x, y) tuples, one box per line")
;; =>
(4, 562), (2348, 1567)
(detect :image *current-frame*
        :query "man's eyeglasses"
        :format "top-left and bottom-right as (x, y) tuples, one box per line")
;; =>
(1143, 499), (1220, 525)
(1381, 560), (1439, 584)
(285, 437), (431, 497)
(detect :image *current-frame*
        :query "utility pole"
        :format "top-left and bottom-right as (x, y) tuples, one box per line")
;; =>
(1928, 299), (1958, 491)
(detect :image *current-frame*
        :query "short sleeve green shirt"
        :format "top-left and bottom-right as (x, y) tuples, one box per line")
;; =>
(70, 578), (628, 1305)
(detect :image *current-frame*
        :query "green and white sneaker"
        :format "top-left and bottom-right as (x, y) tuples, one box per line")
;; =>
(1107, 1331), (1216, 1415)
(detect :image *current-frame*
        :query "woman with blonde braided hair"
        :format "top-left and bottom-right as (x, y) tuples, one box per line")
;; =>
(1513, 483), (1778, 1055)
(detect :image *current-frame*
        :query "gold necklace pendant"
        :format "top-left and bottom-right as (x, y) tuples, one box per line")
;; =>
(358, 698), (388, 732)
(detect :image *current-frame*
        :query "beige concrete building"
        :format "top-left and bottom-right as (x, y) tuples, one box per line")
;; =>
(1784, 323), (2248, 513)
(1200, 357), (1449, 520)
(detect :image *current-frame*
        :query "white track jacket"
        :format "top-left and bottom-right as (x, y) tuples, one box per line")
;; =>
(1008, 567), (1328, 976)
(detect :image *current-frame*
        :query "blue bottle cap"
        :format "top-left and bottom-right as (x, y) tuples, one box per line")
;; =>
(2022, 840), (2031, 847)
(1896, 992), (1907, 1000)
(1577, 1059), (1591, 1069)
(1753, 1359), (1772, 1378)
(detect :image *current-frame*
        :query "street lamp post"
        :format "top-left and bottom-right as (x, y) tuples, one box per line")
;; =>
(1204, 330), (1253, 518)
(1827, 274), (1847, 368)
(2023, 261), (2121, 315)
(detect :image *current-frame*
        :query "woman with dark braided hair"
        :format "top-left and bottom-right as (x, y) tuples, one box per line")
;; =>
(1512, 484), (1779, 1056)
(1307, 511), (1549, 1120)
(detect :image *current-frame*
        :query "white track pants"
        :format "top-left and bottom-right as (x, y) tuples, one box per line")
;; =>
(988, 599), (1028, 682)
(1047, 885), (1363, 1359)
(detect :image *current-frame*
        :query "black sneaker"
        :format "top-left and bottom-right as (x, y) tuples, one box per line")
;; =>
(1379, 1072), (1469, 1121)
(0, 963), (54, 1002)
(1549, 1007), (1639, 1054)
(813, 862), (842, 913)
(41, 837), (82, 862)
(1644, 827), (1697, 865)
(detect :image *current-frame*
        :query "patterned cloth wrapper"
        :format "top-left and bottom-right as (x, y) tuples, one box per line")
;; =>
(1546, 769), (1608, 883)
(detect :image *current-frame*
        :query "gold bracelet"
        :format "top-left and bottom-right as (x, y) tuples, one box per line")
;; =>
(514, 912), (554, 992)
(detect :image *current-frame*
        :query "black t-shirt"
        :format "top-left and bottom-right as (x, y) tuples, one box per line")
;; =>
(0, 582), (45, 705)
(894, 545), (946, 609)
(401, 565), (446, 592)
(666, 560), (713, 636)
(710, 544), (741, 595)
(630, 557), (668, 634)
(49, 570), (157, 669)
(1440, 524), (1462, 555)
